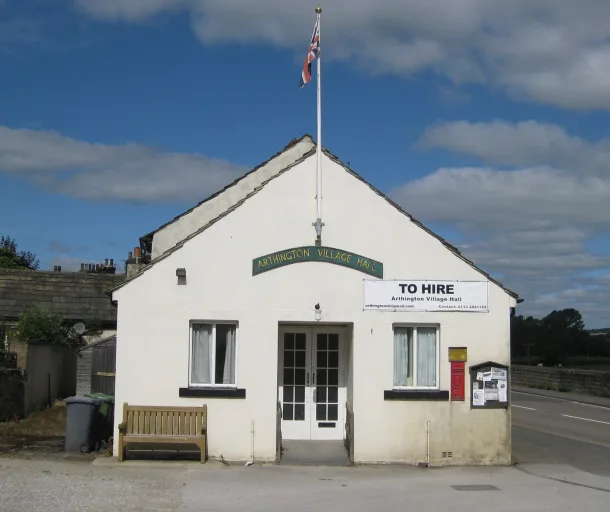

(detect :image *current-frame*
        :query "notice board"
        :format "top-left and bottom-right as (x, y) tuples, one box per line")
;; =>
(469, 361), (509, 409)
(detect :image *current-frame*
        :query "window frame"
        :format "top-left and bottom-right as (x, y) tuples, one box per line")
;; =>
(189, 320), (239, 389)
(392, 324), (441, 391)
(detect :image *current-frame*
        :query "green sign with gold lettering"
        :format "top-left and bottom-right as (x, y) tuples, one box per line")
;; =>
(252, 246), (383, 278)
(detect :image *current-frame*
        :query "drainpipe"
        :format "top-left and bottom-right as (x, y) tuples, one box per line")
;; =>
(426, 421), (431, 466)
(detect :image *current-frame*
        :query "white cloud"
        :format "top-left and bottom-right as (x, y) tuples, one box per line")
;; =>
(0, 126), (246, 202)
(418, 120), (610, 172)
(393, 120), (610, 326)
(395, 166), (610, 230)
(74, 0), (187, 22)
(74, 0), (610, 110)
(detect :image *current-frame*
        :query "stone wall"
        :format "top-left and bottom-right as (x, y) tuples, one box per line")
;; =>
(0, 369), (26, 421)
(511, 365), (610, 396)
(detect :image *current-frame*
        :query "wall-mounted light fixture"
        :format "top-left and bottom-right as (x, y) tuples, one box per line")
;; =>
(176, 268), (187, 285)
(314, 303), (322, 321)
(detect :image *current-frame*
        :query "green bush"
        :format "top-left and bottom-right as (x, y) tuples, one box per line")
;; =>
(11, 307), (72, 346)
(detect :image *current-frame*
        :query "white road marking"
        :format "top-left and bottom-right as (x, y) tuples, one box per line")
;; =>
(513, 405), (536, 411)
(561, 414), (610, 426)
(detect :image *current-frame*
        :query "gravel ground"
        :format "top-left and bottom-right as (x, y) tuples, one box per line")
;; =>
(1, 456), (610, 511)
(0, 458), (184, 512)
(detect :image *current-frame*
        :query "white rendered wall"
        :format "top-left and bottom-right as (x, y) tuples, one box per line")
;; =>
(113, 153), (513, 464)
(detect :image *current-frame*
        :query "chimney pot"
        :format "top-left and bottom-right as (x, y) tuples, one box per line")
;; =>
(105, 258), (109, 266)
(110, 258), (114, 266)
(53, 266), (57, 272)
(80, 263), (85, 271)
(128, 251), (133, 259)
(57, 266), (61, 272)
(134, 247), (142, 258)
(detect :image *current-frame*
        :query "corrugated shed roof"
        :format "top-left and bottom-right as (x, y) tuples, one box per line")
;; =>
(78, 334), (116, 352)
(0, 269), (125, 324)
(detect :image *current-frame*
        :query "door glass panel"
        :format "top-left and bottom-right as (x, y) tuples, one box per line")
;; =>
(329, 351), (339, 368)
(295, 404), (305, 420)
(317, 369), (327, 385)
(283, 368), (294, 385)
(283, 387), (293, 402)
(317, 351), (327, 367)
(316, 404), (326, 421)
(284, 333), (294, 350)
(282, 332), (306, 422)
(316, 387), (326, 403)
(295, 350), (306, 367)
(328, 334), (339, 351)
(295, 333), (306, 350)
(295, 386), (305, 402)
(328, 386), (338, 403)
(328, 369), (338, 386)
(285, 351), (295, 367)
(284, 403), (294, 420)
(328, 404), (338, 421)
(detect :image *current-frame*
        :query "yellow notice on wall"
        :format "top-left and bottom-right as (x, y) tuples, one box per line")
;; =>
(448, 347), (468, 362)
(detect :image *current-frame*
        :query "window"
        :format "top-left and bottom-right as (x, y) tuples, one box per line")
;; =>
(190, 322), (237, 387)
(393, 326), (439, 389)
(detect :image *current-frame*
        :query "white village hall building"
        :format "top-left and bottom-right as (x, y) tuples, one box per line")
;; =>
(111, 135), (518, 465)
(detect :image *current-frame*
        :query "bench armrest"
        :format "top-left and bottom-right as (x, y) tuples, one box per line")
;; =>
(118, 422), (127, 434)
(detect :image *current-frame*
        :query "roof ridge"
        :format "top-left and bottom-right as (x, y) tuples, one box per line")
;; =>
(139, 134), (315, 244)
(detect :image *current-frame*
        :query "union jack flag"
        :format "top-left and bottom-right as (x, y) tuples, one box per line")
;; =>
(299, 16), (320, 88)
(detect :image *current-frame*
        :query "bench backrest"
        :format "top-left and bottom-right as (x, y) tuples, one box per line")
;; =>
(123, 404), (207, 437)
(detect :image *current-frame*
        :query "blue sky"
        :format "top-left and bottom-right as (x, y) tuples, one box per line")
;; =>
(2, 0), (610, 327)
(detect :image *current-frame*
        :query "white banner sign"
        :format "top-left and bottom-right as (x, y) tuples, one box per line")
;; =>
(363, 280), (489, 312)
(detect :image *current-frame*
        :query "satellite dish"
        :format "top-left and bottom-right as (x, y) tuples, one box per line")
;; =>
(73, 323), (86, 335)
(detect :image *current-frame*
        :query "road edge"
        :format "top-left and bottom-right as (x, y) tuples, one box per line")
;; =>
(512, 387), (610, 409)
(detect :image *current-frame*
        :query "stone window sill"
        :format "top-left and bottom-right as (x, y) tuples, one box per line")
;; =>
(384, 390), (449, 401)
(179, 387), (246, 399)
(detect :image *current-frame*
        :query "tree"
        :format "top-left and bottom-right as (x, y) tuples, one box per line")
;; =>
(11, 307), (71, 345)
(0, 236), (39, 270)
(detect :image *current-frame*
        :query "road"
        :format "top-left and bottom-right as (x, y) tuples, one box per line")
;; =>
(512, 390), (610, 476)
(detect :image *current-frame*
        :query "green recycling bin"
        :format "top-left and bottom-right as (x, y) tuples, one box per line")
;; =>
(85, 393), (115, 450)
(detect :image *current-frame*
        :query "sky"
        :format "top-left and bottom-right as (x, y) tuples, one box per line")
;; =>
(1, 1), (610, 327)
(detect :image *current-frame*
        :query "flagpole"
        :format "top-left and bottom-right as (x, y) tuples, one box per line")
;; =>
(314, 5), (323, 245)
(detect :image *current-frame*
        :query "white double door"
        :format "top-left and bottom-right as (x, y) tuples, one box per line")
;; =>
(279, 326), (347, 441)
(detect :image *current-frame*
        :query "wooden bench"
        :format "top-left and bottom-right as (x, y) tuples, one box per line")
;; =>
(117, 403), (207, 463)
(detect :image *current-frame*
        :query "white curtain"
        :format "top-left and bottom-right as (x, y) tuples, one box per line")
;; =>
(417, 328), (437, 387)
(393, 327), (410, 386)
(222, 326), (236, 384)
(192, 324), (212, 384)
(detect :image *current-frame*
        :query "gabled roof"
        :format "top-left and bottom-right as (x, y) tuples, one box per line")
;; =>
(113, 137), (518, 299)
(0, 268), (124, 325)
(139, 135), (315, 256)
